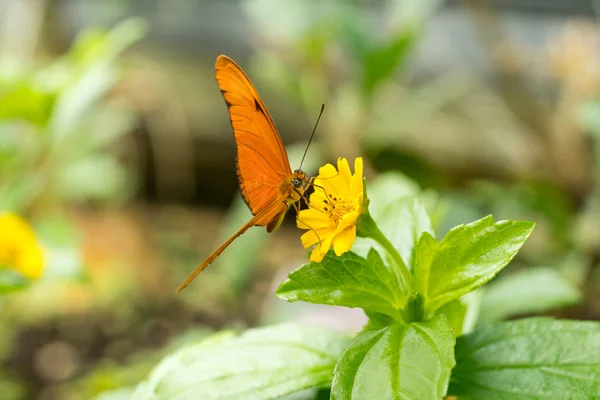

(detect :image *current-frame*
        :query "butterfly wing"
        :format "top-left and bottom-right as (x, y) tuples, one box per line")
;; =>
(176, 198), (287, 292)
(177, 55), (295, 293)
(215, 55), (292, 219)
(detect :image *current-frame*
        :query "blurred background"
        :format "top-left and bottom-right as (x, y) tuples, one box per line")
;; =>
(1, 0), (599, 399)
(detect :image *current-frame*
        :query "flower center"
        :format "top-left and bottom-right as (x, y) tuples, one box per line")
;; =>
(322, 195), (354, 226)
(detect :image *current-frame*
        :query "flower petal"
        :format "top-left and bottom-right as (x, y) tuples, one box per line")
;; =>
(350, 157), (364, 197)
(333, 225), (356, 256)
(306, 191), (330, 210)
(0, 213), (44, 279)
(300, 230), (319, 247)
(337, 210), (359, 232)
(310, 247), (325, 262)
(297, 208), (331, 229)
(297, 157), (365, 263)
(301, 228), (335, 248)
(317, 163), (338, 179)
(314, 174), (348, 201)
(337, 158), (352, 185)
(17, 245), (44, 279)
(310, 235), (333, 262)
(354, 192), (365, 215)
(0, 214), (36, 247)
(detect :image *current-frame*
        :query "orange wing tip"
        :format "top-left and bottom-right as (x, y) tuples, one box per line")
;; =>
(176, 275), (197, 293)
(175, 283), (187, 294)
(215, 54), (235, 69)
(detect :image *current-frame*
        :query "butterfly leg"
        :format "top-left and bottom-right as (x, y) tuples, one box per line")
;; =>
(310, 182), (335, 205)
(294, 177), (336, 213)
(294, 200), (323, 248)
(290, 184), (324, 245)
(307, 173), (341, 204)
(297, 176), (326, 205)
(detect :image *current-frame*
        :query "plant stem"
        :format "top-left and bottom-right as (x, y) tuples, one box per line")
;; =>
(360, 213), (413, 296)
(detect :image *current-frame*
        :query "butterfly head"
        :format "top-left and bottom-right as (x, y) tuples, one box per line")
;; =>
(292, 170), (306, 189)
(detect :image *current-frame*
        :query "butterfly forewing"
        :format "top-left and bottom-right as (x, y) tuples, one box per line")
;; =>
(215, 55), (292, 216)
(177, 55), (302, 293)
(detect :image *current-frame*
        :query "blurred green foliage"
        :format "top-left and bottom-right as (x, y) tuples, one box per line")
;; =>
(0, 16), (147, 289)
(0, 17), (146, 399)
(0, 18), (146, 214)
(0, 0), (599, 398)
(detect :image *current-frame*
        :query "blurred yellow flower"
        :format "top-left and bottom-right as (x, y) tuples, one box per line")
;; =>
(0, 213), (44, 279)
(298, 157), (365, 262)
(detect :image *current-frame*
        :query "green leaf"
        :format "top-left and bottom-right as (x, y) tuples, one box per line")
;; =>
(277, 250), (406, 322)
(380, 198), (434, 269)
(478, 267), (582, 325)
(331, 315), (455, 400)
(49, 60), (116, 139)
(450, 318), (600, 399)
(105, 18), (148, 57)
(413, 231), (439, 296)
(354, 197), (433, 271)
(339, 11), (372, 68)
(437, 291), (482, 337)
(0, 79), (56, 125)
(355, 0), (444, 100)
(272, 388), (327, 400)
(419, 189), (449, 231)
(363, 311), (398, 331)
(133, 323), (350, 400)
(365, 172), (421, 215)
(361, 31), (415, 99)
(417, 216), (535, 314)
(353, 173), (423, 263)
(49, 18), (146, 139)
(339, 4), (422, 100)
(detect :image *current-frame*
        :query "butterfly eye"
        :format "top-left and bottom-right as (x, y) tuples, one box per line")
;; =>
(292, 178), (302, 188)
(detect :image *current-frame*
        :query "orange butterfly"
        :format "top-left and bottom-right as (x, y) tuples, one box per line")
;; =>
(177, 55), (311, 293)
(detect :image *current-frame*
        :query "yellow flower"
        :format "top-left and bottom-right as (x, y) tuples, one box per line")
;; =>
(298, 157), (365, 262)
(0, 213), (44, 279)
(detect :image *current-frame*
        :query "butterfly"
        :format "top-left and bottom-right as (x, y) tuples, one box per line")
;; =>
(177, 55), (312, 293)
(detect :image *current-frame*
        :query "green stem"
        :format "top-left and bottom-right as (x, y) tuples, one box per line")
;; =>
(358, 212), (413, 296)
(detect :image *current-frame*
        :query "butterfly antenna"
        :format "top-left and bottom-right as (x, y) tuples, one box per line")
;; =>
(299, 104), (325, 171)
